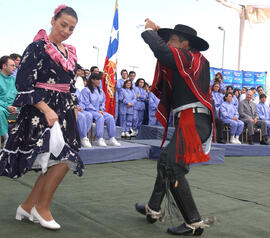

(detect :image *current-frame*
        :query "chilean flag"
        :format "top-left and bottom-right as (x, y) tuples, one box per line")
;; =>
(102, 0), (119, 116)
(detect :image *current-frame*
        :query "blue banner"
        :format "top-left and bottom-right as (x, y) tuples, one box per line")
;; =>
(222, 69), (233, 84)
(210, 68), (266, 91)
(232, 83), (242, 89)
(254, 71), (266, 85)
(232, 70), (242, 84)
(242, 71), (254, 85)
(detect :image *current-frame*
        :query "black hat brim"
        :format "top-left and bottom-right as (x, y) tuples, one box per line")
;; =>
(157, 28), (209, 51)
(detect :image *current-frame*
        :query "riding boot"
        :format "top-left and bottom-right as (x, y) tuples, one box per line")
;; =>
(135, 163), (166, 223)
(167, 176), (204, 236)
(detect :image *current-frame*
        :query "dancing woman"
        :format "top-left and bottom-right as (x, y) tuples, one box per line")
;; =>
(0, 5), (84, 230)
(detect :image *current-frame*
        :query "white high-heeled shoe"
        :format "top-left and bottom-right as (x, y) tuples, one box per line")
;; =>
(31, 207), (61, 230)
(15, 205), (39, 223)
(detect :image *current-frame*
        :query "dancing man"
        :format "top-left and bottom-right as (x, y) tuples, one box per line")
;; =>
(135, 19), (214, 236)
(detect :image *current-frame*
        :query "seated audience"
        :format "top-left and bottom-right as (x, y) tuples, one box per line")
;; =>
(220, 92), (244, 144)
(238, 90), (270, 145)
(0, 56), (18, 145)
(80, 72), (120, 147)
(226, 86), (238, 109)
(256, 93), (270, 136)
(211, 82), (223, 117)
(233, 88), (240, 101)
(9, 53), (21, 78)
(75, 78), (93, 148)
(119, 79), (136, 138)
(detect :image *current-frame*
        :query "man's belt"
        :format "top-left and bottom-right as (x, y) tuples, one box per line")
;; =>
(192, 107), (210, 115)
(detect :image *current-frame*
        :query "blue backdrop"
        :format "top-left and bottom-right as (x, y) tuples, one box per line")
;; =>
(210, 67), (267, 91)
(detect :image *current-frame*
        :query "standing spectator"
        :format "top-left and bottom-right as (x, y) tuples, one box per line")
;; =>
(115, 69), (128, 124)
(239, 87), (248, 101)
(90, 66), (99, 74)
(220, 92), (244, 144)
(119, 79), (136, 138)
(132, 78), (147, 136)
(214, 72), (226, 93)
(249, 87), (257, 101)
(148, 91), (160, 126)
(9, 53), (21, 78)
(238, 90), (270, 145)
(84, 69), (90, 78)
(128, 71), (136, 88)
(256, 94), (270, 136)
(90, 66), (100, 87)
(211, 82), (223, 117)
(74, 64), (85, 92)
(0, 56), (18, 144)
(254, 86), (268, 105)
(80, 72), (120, 147)
(143, 82), (150, 125)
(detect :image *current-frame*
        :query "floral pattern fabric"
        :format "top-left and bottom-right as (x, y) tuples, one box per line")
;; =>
(0, 31), (84, 178)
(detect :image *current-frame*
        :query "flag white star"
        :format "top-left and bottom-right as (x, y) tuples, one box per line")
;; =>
(110, 26), (119, 44)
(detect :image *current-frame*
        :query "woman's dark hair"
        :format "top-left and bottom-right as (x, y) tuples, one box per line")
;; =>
(226, 85), (233, 91)
(10, 53), (21, 60)
(54, 6), (78, 22)
(90, 66), (98, 73)
(123, 79), (133, 90)
(135, 78), (146, 88)
(233, 88), (240, 99)
(224, 92), (233, 101)
(211, 81), (220, 92)
(260, 93), (266, 99)
(87, 72), (102, 93)
(214, 72), (223, 81)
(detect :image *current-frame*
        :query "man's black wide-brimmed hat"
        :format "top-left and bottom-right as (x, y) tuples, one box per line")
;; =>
(157, 24), (209, 51)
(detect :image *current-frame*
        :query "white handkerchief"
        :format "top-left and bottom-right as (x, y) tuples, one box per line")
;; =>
(50, 121), (65, 157)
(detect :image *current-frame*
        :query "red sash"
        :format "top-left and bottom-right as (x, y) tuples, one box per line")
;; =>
(151, 47), (215, 165)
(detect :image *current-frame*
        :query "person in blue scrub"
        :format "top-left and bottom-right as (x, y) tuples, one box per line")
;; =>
(128, 71), (136, 88)
(211, 82), (223, 118)
(256, 94), (270, 136)
(148, 91), (160, 126)
(213, 72), (226, 94)
(132, 78), (147, 136)
(119, 79), (136, 138)
(90, 66), (99, 83)
(75, 78), (93, 148)
(80, 72), (120, 147)
(220, 92), (244, 144)
(226, 86), (238, 110)
(115, 69), (128, 125)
